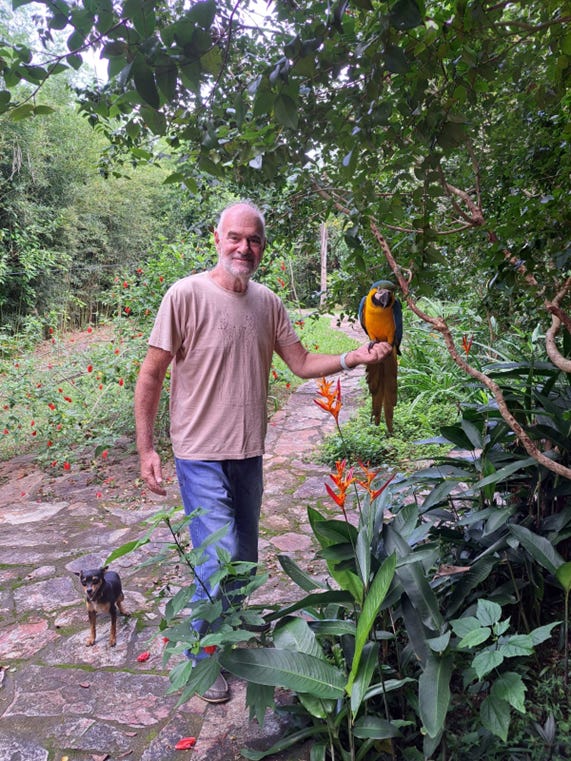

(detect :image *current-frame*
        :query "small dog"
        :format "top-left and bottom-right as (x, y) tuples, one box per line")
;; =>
(75, 566), (128, 647)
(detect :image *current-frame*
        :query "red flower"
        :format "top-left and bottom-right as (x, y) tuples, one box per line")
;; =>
(174, 737), (196, 750)
(96, 491), (102, 498)
(87, 365), (93, 373)
(203, 645), (216, 655)
(137, 651), (150, 662)
(63, 462), (71, 471)
(159, 276), (164, 283)
(48, 402), (56, 410)
(64, 396), (72, 403)
(101, 450), (108, 459)
(87, 326), (93, 333)
(124, 306), (131, 315)
(123, 281), (129, 288)
(3, 429), (8, 435)
(314, 378), (342, 423)
(462, 334), (473, 356)
(118, 378), (124, 387)
(326, 459), (355, 516)
(47, 441), (53, 447)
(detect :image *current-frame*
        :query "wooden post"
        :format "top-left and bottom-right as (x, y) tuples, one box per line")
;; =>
(320, 223), (328, 305)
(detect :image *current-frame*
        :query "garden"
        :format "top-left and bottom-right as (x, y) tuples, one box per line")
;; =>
(1, 0), (570, 759)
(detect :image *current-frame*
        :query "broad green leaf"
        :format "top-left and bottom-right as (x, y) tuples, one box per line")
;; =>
(133, 58), (160, 108)
(460, 418), (483, 449)
(274, 93), (298, 129)
(350, 641), (379, 718)
(140, 106), (167, 135)
(240, 726), (326, 761)
(356, 525), (371, 586)
(124, 0), (156, 37)
(420, 479), (459, 511)
(476, 599), (502, 627)
(220, 648), (345, 699)
(450, 616), (481, 638)
(427, 631), (451, 653)
(277, 554), (326, 592)
(156, 62), (178, 102)
(491, 672), (526, 714)
(346, 554), (396, 693)
(383, 44), (410, 73)
(498, 634), (534, 658)
(418, 653), (452, 738)
(509, 524), (564, 575)
(529, 621), (560, 646)
(473, 457), (537, 490)
(458, 627), (491, 649)
(472, 648), (504, 680)
(480, 694), (510, 741)
(273, 617), (324, 659)
(353, 715), (401, 739)
(556, 561), (571, 592)
(188, 0), (216, 28)
(105, 536), (150, 563)
(246, 682), (274, 727)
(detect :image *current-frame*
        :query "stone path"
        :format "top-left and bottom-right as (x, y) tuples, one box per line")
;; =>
(0, 323), (367, 761)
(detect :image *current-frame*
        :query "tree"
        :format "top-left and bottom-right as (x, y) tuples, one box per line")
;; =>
(1, 0), (569, 474)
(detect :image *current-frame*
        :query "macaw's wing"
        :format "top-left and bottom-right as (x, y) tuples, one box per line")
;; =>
(358, 294), (367, 335)
(366, 349), (398, 433)
(393, 298), (403, 355)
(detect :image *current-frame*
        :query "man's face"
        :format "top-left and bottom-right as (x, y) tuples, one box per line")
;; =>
(214, 205), (265, 281)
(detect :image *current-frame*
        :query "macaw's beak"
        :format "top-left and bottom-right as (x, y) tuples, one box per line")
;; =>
(373, 289), (393, 308)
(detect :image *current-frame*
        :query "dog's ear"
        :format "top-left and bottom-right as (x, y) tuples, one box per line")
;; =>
(102, 565), (109, 573)
(73, 571), (81, 577)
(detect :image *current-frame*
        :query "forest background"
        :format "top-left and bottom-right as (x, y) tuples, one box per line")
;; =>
(1, 1), (570, 759)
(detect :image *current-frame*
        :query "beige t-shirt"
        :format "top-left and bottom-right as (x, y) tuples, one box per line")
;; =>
(149, 271), (300, 460)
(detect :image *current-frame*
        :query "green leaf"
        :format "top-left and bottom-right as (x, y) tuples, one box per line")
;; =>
(273, 617), (324, 659)
(418, 653), (452, 738)
(105, 536), (150, 563)
(156, 62), (178, 102)
(133, 57), (160, 108)
(278, 554), (326, 592)
(556, 561), (571, 592)
(140, 106), (167, 135)
(472, 648), (504, 680)
(473, 457), (537, 490)
(461, 418), (483, 449)
(383, 44), (410, 73)
(274, 93), (298, 129)
(350, 641), (379, 718)
(246, 682), (274, 727)
(509, 524), (564, 575)
(529, 621), (560, 646)
(353, 715), (401, 739)
(457, 627), (491, 649)
(491, 672), (526, 714)
(240, 726), (326, 761)
(476, 599), (502, 627)
(450, 616), (481, 638)
(346, 553), (396, 693)
(498, 634), (534, 658)
(220, 648), (345, 699)
(480, 694), (511, 741)
(124, 0), (156, 37)
(389, 0), (423, 29)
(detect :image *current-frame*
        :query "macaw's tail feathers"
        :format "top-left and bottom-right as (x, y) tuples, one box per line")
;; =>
(366, 350), (398, 433)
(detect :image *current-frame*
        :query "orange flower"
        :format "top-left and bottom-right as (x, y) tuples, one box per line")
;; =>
(326, 459), (355, 516)
(462, 334), (473, 356)
(314, 377), (342, 422)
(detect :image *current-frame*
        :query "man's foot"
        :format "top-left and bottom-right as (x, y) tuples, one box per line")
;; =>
(200, 673), (230, 703)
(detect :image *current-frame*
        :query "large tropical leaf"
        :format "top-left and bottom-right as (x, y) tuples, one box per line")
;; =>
(220, 648), (345, 699)
(509, 524), (565, 575)
(418, 653), (452, 739)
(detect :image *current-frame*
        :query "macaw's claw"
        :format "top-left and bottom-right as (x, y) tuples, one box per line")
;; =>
(367, 340), (378, 352)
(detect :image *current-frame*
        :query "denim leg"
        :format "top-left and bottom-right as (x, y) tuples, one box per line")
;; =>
(174, 457), (263, 653)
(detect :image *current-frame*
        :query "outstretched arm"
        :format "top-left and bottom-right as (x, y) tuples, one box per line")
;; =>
(134, 346), (173, 495)
(277, 340), (393, 380)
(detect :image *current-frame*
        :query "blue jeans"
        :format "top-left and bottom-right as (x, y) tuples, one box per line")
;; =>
(175, 457), (264, 655)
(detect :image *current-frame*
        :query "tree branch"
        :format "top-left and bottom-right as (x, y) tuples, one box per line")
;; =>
(369, 220), (571, 482)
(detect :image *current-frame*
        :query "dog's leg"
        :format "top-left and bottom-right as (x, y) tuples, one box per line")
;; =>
(109, 603), (117, 647)
(86, 607), (96, 646)
(116, 591), (129, 617)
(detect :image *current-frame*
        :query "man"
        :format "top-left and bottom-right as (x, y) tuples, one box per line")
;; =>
(134, 200), (392, 702)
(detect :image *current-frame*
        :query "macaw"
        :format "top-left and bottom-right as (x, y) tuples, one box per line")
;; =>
(358, 280), (403, 433)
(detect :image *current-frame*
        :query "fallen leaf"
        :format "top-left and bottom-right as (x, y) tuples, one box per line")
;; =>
(175, 737), (197, 750)
(433, 564), (471, 579)
(79, 682), (90, 689)
(136, 651), (150, 662)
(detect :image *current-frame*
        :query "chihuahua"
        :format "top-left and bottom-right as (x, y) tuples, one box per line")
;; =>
(75, 566), (128, 647)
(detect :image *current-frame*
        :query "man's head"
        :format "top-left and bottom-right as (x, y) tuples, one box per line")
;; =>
(212, 201), (266, 291)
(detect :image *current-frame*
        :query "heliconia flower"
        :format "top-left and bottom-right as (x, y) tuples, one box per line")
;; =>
(175, 737), (196, 750)
(462, 334), (473, 356)
(314, 377), (342, 422)
(326, 459), (355, 516)
(137, 651), (150, 662)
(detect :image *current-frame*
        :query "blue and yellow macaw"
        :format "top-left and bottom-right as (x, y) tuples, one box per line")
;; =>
(358, 280), (403, 433)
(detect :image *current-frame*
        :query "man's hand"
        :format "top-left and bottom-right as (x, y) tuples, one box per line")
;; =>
(348, 341), (393, 367)
(140, 450), (167, 496)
